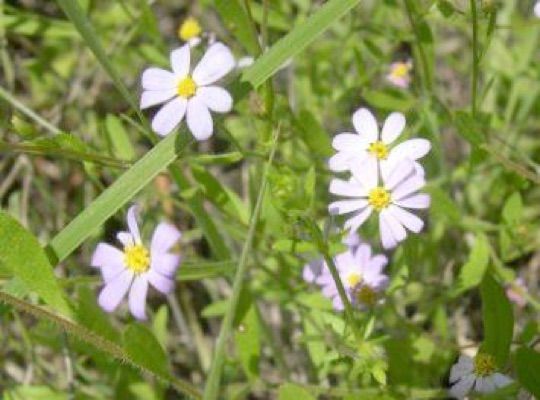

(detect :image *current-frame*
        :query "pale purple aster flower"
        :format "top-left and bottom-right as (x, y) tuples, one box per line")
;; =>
(449, 354), (512, 399)
(329, 159), (430, 249)
(505, 277), (528, 307)
(386, 60), (413, 89)
(317, 243), (388, 311)
(328, 108), (430, 181)
(140, 42), (235, 140)
(91, 206), (181, 320)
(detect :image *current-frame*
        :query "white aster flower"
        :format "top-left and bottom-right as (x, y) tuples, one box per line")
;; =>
(328, 159), (430, 249)
(535, 1), (540, 18)
(329, 108), (430, 181)
(140, 42), (235, 140)
(449, 354), (513, 399)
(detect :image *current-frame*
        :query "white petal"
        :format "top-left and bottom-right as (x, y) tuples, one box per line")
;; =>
(196, 86), (233, 113)
(383, 159), (415, 190)
(392, 175), (426, 201)
(128, 276), (148, 320)
(379, 213), (398, 249)
(192, 42), (235, 85)
(151, 222), (181, 254)
(380, 209), (407, 242)
(449, 374), (475, 399)
(117, 232), (134, 247)
(381, 112), (406, 144)
(151, 97), (187, 136)
(142, 68), (176, 91)
(388, 205), (424, 233)
(352, 108), (378, 142)
(186, 96), (213, 140)
(329, 178), (366, 198)
(387, 138), (431, 163)
(475, 376), (496, 393)
(147, 269), (175, 294)
(492, 373), (513, 388)
(328, 199), (368, 215)
(394, 193), (431, 209)
(344, 207), (373, 232)
(449, 356), (474, 383)
(98, 269), (134, 313)
(170, 45), (190, 77)
(126, 205), (141, 245)
(332, 133), (367, 151)
(350, 156), (378, 191)
(140, 89), (177, 109)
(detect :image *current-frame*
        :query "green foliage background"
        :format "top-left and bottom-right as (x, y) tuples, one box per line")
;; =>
(1, 0), (540, 399)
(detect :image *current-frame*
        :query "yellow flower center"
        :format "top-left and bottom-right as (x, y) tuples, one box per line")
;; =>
(124, 245), (150, 274)
(178, 17), (202, 41)
(356, 286), (378, 306)
(177, 77), (197, 98)
(391, 62), (411, 79)
(346, 273), (362, 288)
(473, 353), (497, 377)
(368, 187), (391, 211)
(368, 141), (389, 160)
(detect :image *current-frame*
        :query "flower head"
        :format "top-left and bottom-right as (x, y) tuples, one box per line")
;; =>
(505, 277), (528, 307)
(386, 60), (413, 88)
(329, 108), (430, 180)
(449, 354), (512, 399)
(178, 16), (203, 46)
(329, 159), (430, 249)
(316, 243), (389, 311)
(91, 206), (181, 320)
(140, 42), (235, 140)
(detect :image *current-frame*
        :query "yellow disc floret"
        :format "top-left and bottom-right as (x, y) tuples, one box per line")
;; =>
(368, 141), (389, 160)
(124, 245), (150, 274)
(178, 17), (202, 41)
(356, 285), (377, 306)
(177, 77), (197, 98)
(390, 62), (411, 79)
(473, 353), (497, 377)
(368, 187), (391, 211)
(346, 273), (362, 288)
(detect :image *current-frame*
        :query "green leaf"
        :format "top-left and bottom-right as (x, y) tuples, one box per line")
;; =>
(453, 111), (485, 146)
(234, 301), (261, 381)
(242, 0), (362, 87)
(76, 286), (119, 343)
(437, 0), (455, 17)
(105, 114), (135, 161)
(278, 383), (315, 400)
(515, 347), (540, 398)
(452, 233), (489, 296)
(55, 0), (139, 113)
(0, 211), (73, 317)
(502, 192), (523, 226)
(480, 274), (514, 367)
(214, 0), (260, 54)
(47, 131), (190, 264)
(123, 324), (169, 378)
(295, 109), (332, 157)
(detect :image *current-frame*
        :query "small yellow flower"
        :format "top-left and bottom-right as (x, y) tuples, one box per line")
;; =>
(178, 17), (202, 42)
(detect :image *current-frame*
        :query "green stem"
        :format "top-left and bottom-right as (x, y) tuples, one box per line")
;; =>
(470, 0), (479, 117)
(202, 129), (280, 400)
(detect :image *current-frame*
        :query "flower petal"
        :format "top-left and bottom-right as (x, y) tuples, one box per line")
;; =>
(98, 269), (134, 313)
(142, 68), (176, 91)
(91, 243), (126, 283)
(352, 108), (378, 142)
(379, 213), (398, 249)
(394, 193), (430, 209)
(344, 206), (373, 232)
(192, 42), (235, 85)
(475, 376), (496, 393)
(350, 156), (378, 190)
(187, 96), (213, 140)
(128, 276), (148, 320)
(388, 205), (424, 233)
(170, 45), (191, 77)
(126, 205), (142, 244)
(332, 133), (368, 151)
(328, 199), (368, 215)
(147, 269), (175, 294)
(387, 138), (431, 164)
(151, 222), (181, 254)
(449, 374), (475, 399)
(329, 178), (366, 198)
(381, 112), (406, 144)
(117, 231), (134, 247)
(392, 175), (426, 201)
(492, 373), (513, 388)
(383, 159), (415, 191)
(151, 97), (188, 137)
(151, 253), (181, 278)
(140, 89), (177, 109)
(449, 356), (474, 383)
(380, 209), (407, 243)
(196, 86), (233, 113)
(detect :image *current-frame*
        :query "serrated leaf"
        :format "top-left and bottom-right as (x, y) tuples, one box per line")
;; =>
(278, 383), (315, 400)
(452, 233), (489, 296)
(480, 274), (513, 367)
(515, 347), (540, 398)
(123, 324), (169, 378)
(0, 211), (73, 317)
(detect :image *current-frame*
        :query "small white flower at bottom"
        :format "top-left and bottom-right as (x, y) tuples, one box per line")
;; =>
(328, 159), (430, 249)
(140, 42), (235, 140)
(449, 354), (513, 399)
